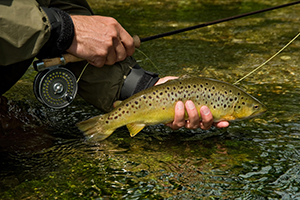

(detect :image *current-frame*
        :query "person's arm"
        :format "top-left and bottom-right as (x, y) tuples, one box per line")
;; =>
(0, 0), (51, 65)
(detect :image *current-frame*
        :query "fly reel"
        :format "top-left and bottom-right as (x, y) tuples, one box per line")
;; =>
(33, 65), (78, 109)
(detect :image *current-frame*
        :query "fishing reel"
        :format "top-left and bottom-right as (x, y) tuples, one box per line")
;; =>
(33, 58), (78, 109)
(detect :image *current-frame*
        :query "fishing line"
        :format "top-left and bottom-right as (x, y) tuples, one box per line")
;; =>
(135, 48), (161, 74)
(233, 32), (300, 85)
(76, 62), (89, 83)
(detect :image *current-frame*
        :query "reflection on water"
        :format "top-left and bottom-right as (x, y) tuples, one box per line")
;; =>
(1, 0), (300, 199)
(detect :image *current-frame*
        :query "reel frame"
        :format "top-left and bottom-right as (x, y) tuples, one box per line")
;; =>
(33, 64), (78, 109)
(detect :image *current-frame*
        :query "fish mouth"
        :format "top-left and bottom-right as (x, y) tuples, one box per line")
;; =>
(244, 108), (267, 120)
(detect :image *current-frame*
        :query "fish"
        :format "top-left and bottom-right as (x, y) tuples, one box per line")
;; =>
(76, 77), (267, 141)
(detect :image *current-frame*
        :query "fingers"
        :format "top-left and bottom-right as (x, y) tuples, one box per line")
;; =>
(154, 76), (178, 86)
(166, 101), (185, 130)
(166, 102), (229, 130)
(214, 121), (230, 129)
(68, 15), (135, 68)
(199, 106), (214, 130)
(119, 28), (135, 56)
(185, 101), (200, 129)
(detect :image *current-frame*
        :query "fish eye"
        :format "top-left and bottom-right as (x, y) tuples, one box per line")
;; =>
(253, 105), (259, 109)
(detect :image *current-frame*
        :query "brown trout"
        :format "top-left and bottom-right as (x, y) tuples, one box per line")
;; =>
(76, 77), (267, 141)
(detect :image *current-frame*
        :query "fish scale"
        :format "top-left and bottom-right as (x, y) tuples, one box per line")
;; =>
(77, 77), (267, 141)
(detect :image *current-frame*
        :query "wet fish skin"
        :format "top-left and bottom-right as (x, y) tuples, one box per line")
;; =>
(76, 77), (267, 141)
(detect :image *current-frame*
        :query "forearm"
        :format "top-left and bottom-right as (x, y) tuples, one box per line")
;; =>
(0, 0), (93, 66)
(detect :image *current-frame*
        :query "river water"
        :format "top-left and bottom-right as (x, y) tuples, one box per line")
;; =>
(1, 0), (300, 199)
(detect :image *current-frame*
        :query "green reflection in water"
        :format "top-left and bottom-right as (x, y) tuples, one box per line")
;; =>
(1, 0), (300, 199)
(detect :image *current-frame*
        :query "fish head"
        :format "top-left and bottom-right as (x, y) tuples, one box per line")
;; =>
(233, 95), (267, 121)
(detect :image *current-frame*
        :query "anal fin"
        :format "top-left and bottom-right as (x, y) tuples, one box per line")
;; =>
(126, 123), (146, 137)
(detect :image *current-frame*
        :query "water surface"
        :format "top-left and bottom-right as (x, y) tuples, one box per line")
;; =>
(1, 0), (300, 199)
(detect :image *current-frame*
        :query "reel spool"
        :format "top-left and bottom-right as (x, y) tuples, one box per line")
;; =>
(33, 66), (78, 109)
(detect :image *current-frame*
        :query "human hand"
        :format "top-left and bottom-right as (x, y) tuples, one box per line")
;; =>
(67, 15), (135, 67)
(155, 77), (229, 130)
(166, 101), (229, 130)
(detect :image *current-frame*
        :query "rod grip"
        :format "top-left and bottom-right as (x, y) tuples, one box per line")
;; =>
(35, 35), (141, 69)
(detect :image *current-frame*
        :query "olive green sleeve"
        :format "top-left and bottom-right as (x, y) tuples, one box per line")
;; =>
(0, 0), (51, 66)
(48, 0), (93, 15)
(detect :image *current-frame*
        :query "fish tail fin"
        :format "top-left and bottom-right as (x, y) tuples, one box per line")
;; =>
(76, 115), (115, 141)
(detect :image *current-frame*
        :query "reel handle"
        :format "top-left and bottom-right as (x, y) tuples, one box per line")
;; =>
(34, 35), (141, 69)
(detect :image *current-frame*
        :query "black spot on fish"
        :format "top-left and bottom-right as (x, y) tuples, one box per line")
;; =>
(242, 102), (245, 105)
(149, 103), (152, 106)
(173, 87), (176, 90)
(135, 101), (138, 105)
(143, 96), (146, 99)
(188, 85), (191, 88)
(114, 116), (118, 119)
(167, 87), (170, 90)
(126, 103), (129, 107)
(238, 92), (241, 95)
(206, 82), (208, 85)
(160, 92), (163, 95)
(193, 85), (196, 88)
(224, 104), (227, 108)
(149, 96), (152, 99)
(225, 91), (228, 94)
(200, 85), (203, 88)
(212, 86), (215, 90)
(230, 98), (233, 102)
(235, 97), (238, 101)
(153, 92), (156, 95)
(118, 108), (121, 111)
(208, 95), (210, 99)
(106, 121), (109, 124)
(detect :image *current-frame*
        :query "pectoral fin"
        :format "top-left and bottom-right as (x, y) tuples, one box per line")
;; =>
(113, 100), (123, 107)
(126, 123), (146, 137)
(221, 115), (236, 121)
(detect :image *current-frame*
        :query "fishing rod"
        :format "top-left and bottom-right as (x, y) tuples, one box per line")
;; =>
(139, 0), (300, 43)
(32, 1), (300, 109)
(34, 0), (300, 68)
